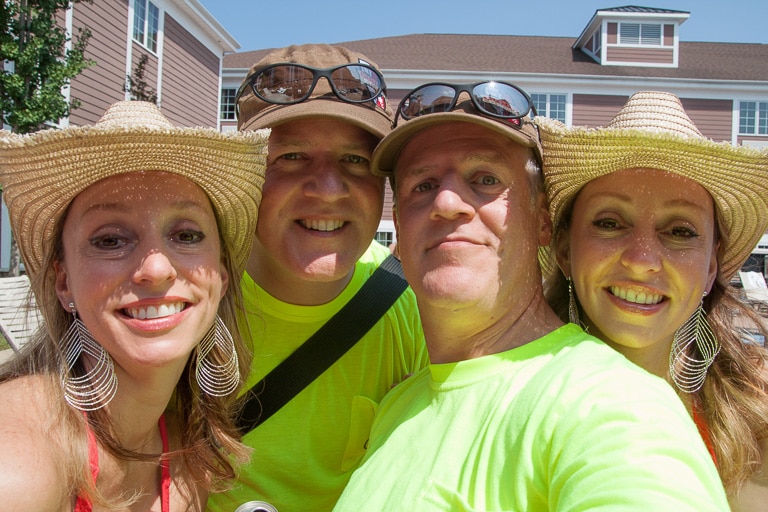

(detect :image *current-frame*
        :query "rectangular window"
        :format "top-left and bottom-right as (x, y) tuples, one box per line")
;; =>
(374, 231), (394, 247)
(740, 101), (768, 135)
(133, 0), (159, 53)
(531, 93), (566, 123)
(221, 88), (237, 120)
(619, 23), (662, 46)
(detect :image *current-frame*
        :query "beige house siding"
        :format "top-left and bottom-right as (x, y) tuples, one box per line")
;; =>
(131, 44), (159, 97)
(572, 94), (628, 127)
(571, 95), (732, 142)
(679, 98), (733, 143)
(664, 24), (674, 46)
(69, 0), (131, 125)
(160, 14), (219, 127)
(606, 46), (674, 64)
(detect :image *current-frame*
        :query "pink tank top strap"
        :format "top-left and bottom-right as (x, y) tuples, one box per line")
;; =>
(73, 413), (99, 512)
(159, 413), (171, 512)
(74, 414), (171, 512)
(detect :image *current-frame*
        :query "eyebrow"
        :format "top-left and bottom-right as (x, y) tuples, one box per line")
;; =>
(590, 190), (710, 212)
(81, 199), (210, 217)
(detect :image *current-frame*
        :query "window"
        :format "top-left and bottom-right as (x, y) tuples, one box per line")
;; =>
(221, 88), (237, 120)
(531, 93), (566, 123)
(374, 231), (394, 247)
(619, 23), (661, 46)
(739, 101), (768, 135)
(133, 0), (159, 53)
(591, 27), (601, 55)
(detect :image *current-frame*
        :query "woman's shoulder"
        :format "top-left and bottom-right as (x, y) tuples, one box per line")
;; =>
(0, 375), (71, 509)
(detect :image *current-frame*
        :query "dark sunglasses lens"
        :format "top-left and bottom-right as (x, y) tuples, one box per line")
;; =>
(253, 65), (314, 104)
(329, 65), (383, 102)
(400, 85), (457, 119)
(472, 82), (530, 118)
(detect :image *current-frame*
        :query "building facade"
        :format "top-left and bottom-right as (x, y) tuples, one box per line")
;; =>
(1, 0), (240, 271)
(219, 5), (768, 276)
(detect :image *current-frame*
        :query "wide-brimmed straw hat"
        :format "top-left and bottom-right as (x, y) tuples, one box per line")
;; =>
(237, 44), (393, 139)
(538, 90), (768, 280)
(0, 100), (269, 280)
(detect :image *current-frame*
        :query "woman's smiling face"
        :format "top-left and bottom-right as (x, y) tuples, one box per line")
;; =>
(54, 171), (228, 377)
(559, 168), (719, 362)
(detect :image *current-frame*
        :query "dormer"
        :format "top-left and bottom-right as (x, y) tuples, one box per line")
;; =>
(573, 5), (690, 68)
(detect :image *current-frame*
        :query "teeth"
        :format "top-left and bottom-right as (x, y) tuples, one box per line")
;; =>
(610, 287), (663, 305)
(300, 219), (345, 231)
(127, 302), (184, 320)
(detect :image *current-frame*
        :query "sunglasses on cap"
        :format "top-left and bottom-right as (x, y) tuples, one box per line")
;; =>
(395, 81), (536, 126)
(236, 63), (386, 118)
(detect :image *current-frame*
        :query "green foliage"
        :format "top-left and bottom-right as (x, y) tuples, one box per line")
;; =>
(0, 0), (95, 134)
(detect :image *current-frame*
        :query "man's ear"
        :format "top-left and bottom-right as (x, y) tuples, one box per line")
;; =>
(393, 204), (400, 243)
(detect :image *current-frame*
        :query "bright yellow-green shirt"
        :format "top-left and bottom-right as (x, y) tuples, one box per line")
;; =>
(207, 242), (428, 512)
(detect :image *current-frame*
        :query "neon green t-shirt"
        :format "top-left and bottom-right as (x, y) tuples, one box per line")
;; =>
(334, 324), (729, 511)
(207, 242), (428, 512)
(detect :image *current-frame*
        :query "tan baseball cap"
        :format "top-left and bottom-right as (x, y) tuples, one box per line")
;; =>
(237, 44), (394, 139)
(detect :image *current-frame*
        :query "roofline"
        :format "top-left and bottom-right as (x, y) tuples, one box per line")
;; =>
(173, 0), (240, 53)
(380, 69), (768, 97)
(574, 7), (690, 49)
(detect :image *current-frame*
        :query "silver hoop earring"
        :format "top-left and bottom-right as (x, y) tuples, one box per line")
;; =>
(669, 293), (720, 393)
(61, 303), (118, 411)
(196, 316), (240, 397)
(567, 276), (581, 327)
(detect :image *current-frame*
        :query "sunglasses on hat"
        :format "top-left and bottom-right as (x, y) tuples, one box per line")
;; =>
(395, 81), (536, 126)
(236, 63), (386, 118)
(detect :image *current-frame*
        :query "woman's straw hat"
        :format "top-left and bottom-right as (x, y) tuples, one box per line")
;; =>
(538, 90), (768, 280)
(0, 101), (269, 278)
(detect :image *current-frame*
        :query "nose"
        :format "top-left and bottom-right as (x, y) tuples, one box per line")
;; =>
(430, 176), (474, 221)
(132, 249), (178, 286)
(619, 230), (663, 274)
(304, 158), (351, 201)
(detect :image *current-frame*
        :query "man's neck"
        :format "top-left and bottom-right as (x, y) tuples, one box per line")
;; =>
(421, 292), (564, 364)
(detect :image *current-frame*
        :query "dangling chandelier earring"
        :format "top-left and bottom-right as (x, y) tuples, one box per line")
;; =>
(61, 303), (118, 411)
(567, 276), (582, 327)
(669, 292), (720, 393)
(196, 316), (240, 397)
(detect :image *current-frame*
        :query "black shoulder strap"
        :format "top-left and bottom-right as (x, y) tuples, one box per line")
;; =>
(236, 254), (408, 435)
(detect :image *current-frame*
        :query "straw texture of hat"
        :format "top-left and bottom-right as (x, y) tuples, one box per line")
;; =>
(237, 44), (393, 139)
(538, 90), (768, 280)
(0, 100), (269, 280)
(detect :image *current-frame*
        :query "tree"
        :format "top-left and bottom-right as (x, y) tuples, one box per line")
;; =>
(0, 0), (94, 275)
(125, 53), (157, 104)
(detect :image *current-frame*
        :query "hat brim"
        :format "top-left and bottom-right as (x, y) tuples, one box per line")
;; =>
(372, 110), (541, 177)
(238, 98), (392, 140)
(0, 126), (268, 278)
(539, 117), (768, 280)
